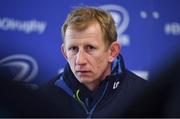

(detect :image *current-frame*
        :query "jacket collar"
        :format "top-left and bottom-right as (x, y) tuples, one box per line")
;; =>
(55, 54), (126, 109)
(62, 54), (126, 94)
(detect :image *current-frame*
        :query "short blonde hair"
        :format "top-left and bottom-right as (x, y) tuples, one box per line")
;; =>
(61, 7), (117, 47)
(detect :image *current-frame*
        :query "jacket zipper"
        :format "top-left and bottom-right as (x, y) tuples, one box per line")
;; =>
(76, 81), (109, 119)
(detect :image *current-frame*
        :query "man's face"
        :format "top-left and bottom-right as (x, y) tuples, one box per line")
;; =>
(62, 22), (116, 87)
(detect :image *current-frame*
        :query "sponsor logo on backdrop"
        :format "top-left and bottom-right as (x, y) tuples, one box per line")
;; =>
(0, 54), (38, 82)
(139, 10), (180, 37)
(0, 17), (47, 34)
(99, 4), (130, 46)
(164, 22), (180, 36)
(140, 11), (160, 19)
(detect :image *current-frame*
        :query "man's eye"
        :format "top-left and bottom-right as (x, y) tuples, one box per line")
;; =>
(69, 47), (78, 53)
(86, 45), (96, 52)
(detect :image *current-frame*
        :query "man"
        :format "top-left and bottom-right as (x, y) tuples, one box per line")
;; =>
(42, 7), (146, 118)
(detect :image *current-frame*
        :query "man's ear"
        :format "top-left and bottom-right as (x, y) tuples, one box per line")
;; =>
(61, 44), (68, 60)
(108, 41), (120, 62)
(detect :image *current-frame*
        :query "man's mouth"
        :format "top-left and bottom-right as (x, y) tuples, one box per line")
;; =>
(76, 70), (91, 75)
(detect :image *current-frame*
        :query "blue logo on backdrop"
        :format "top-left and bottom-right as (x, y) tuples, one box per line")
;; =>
(0, 54), (38, 82)
(0, 17), (47, 34)
(99, 4), (130, 46)
(164, 22), (180, 36)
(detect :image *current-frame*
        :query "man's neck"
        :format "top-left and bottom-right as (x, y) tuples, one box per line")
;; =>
(84, 80), (101, 92)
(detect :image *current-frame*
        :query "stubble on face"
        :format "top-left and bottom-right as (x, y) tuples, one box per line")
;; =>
(63, 22), (112, 91)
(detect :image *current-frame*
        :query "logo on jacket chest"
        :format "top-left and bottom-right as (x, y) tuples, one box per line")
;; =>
(113, 81), (120, 89)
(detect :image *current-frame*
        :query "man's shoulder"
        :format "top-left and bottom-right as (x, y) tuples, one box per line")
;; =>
(121, 69), (148, 91)
(125, 69), (147, 82)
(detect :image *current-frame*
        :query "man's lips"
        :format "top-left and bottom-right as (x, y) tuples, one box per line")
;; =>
(76, 70), (90, 73)
(76, 70), (91, 75)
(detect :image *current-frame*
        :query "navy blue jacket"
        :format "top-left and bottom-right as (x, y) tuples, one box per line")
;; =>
(41, 55), (147, 118)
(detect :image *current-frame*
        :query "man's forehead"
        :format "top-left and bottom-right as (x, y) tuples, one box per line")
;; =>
(65, 22), (102, 39)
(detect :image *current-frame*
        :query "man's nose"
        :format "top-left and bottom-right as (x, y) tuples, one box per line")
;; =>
(76, 50), (86, 65)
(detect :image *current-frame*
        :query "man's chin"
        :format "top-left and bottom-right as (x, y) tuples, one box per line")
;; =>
(77, 77), (94, 84)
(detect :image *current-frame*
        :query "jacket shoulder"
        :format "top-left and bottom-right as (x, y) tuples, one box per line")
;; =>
(125, 69), (147, 82)
(121, 69), (148, 93)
